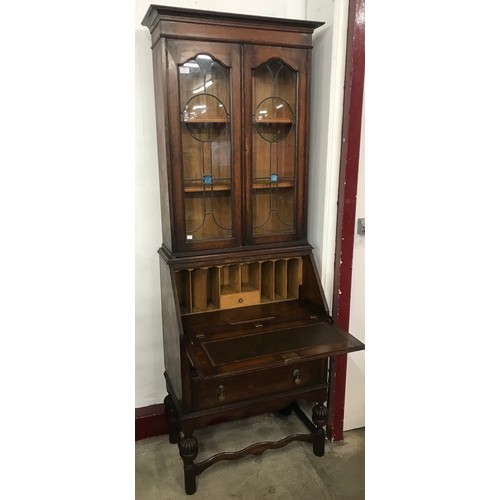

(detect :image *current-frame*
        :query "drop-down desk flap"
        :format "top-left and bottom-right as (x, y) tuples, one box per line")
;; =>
(183, 300), (365, 380)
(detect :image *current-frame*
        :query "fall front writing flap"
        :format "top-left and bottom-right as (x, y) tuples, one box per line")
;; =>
(183, 300), (364, 380)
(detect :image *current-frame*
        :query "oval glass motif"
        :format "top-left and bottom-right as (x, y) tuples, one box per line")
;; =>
(254, 97), (293, 143)
(183, 94), (228, 142)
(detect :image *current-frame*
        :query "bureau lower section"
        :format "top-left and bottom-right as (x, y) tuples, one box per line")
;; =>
(159, 253), (364, 495)
(188, 358), (327, 413)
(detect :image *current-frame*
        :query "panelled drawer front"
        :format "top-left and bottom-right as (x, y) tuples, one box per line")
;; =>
(190, 359), (326, 411)
(219, 290), (261, 309)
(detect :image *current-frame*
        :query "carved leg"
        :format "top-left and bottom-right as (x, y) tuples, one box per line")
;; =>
(164, 395), (180, 444)
(179, 434), (198, 495)
(312, 402), (328, 457)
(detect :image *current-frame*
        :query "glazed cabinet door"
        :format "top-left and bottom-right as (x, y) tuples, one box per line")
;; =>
(167, 41), (242, 253)
(243, 45), (310, 246)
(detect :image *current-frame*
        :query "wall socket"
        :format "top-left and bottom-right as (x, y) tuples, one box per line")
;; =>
(357, 218), (365, 236)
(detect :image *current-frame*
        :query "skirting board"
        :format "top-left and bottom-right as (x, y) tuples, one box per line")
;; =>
(135, 404), (236, 441)
(135, 404), (169, 441)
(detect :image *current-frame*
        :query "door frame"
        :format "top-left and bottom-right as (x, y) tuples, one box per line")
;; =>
(327, 0), (365, 442)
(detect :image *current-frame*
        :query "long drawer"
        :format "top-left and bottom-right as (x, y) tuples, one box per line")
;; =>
(190, 358), (326, 412)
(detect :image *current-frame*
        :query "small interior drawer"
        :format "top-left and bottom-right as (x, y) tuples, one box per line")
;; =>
(219, 290), (260, 310)
(190, 358), (326, 411)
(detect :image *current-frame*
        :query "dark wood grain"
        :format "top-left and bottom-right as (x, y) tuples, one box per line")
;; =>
(159, 258), (183, 401)
(190, 359), (326, 411)
(151, 37), (172, 250)
(200, 323), (361, 366)
(194, 432), (315, 476)
(142, 5), (323, 50)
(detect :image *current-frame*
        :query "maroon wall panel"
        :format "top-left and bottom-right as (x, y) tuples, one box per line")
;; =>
(135, 404), (169, 441)
(328, 0), (365, 442)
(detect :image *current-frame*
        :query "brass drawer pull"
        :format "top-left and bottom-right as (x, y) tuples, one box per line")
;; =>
(238, 297), (244, 303)
(216, 385), (226, 401)
(293, 369), (301, 385)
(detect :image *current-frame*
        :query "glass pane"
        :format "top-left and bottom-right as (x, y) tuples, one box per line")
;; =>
(179, 55), (232, 241)
(252, 60), (297, 236)
(254, 97), (293, 142)
(184, 94), (228, 142)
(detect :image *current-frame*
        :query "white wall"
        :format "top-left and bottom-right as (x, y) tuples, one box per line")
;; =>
(136, 0), (363, 432)
(135, 4), (164, 407)
(345, 103), (365, 429)
(306, 0), (348, 314)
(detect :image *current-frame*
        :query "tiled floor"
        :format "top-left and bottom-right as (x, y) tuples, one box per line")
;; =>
(136, 411), (364, 499)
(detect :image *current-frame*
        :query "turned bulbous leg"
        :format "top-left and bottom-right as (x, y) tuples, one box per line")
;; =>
(179, 434), (198, 495)
(312, 402), (328, 457)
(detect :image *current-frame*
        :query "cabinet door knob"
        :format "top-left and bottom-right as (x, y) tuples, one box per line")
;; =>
(293, 369), (301, 385)
(238, 298), (244, 303)
(216, 385), (226, 401)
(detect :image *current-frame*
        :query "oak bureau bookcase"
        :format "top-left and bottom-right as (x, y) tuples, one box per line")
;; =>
(141, 5), (365, 495)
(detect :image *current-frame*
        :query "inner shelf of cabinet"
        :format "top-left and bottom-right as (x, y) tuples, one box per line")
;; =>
(252, 181), (294, 189)
(254, 119), (294, 123)
(182, 118), (229, 123)
(184, 185), (232, 192)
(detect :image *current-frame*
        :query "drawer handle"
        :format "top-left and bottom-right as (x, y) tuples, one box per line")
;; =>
(238, 298), (244, 303)
(216, 385), (226, 401)
(293, 369), (301, 385)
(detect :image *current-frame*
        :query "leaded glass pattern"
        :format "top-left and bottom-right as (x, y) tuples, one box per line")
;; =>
(179, 54), (232, 240)
(252, 59), (297, 236)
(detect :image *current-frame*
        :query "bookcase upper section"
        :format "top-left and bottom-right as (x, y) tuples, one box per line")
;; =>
(142, 6), (324, 256)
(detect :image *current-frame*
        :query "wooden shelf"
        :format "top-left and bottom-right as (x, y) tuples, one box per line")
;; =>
(184, 184), (232, 193)
(254, 118), (294, 124)
(182, 118), (228, 123)
(252, 181), (294, 189)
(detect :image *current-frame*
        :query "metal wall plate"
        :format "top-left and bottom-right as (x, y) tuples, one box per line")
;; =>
(357, 218), (365, 236)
